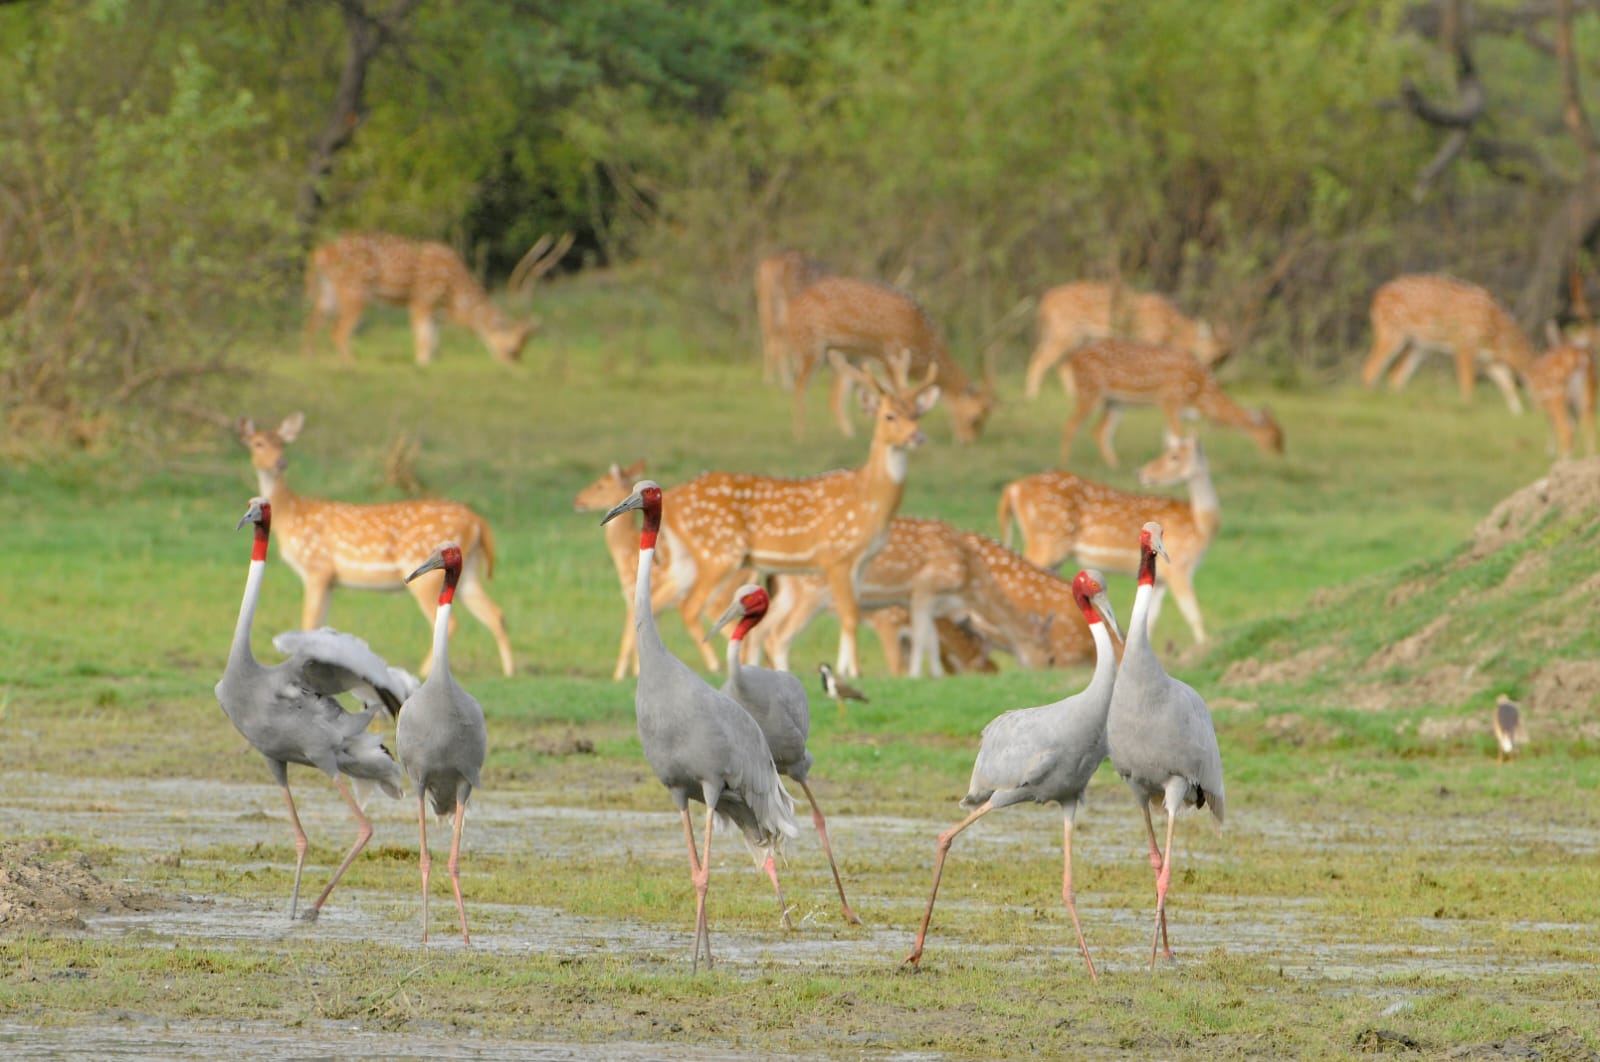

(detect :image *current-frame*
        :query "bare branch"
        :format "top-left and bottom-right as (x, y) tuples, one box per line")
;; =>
(1413, 129), (1470, 200)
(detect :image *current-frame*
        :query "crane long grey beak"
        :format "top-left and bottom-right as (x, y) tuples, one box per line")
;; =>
(600, 492), (643, 526)
(236, 501), (263, 531)
(1092, 589), (1124, 643)
(405, 551), (446, 584)
(706, 601), (744, 641)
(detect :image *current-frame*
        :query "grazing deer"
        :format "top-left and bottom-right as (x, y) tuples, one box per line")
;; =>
(777, 275), (995, 443)
(1057, 338), (1283, 466)
(865, 610), (999, 676)
(747, 517), (1056, 677)
(756, 251), (829, 389)
(304, 231), (571, 366)
(999, 434), (1220, 644)
(572, 459), (726, 678)
(1361, 273), (1534, 414)
(956, 532), (1097, 668)
(1530, 323), (1598, 459)
(1025, 281), (1228, 400)
(659, 353), (941, 678)
(237, 413), (515, 677)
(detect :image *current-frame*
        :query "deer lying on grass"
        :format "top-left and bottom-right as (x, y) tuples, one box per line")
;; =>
(1057, 338), (1283, 466)
(1360, 273), (1534, 415)
(238, 413), (515, 677)
(571, 459), (726, 678)
(777, 275), (995, 443)
(756, 251), (829, 389)
(999, 433), (1220, 644)
(1530, 323), (1598, 459)
(1025, 281), (1228, 400)
(865, 610), (999, 676)
(745, 516), (1055, 677)
(659, 352), (941, 678)
(304, 231), (572, 366)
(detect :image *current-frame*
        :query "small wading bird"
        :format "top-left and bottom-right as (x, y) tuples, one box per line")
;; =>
(710, 584), (861, 925)
(1105, 522), (1225, 970)
(1493, 694), (1522, 764)
(602, 481), (798, 972)
(817, 662), (868, 718)
(397, 542), (488, 944)
(902, 570), (1123, 979)
(215, 498), (409, 922)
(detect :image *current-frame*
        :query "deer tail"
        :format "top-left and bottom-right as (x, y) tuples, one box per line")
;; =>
(477, 518), (497, 580)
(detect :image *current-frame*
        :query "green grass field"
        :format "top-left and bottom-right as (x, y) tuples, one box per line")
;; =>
(1, 274), (1597, 1059)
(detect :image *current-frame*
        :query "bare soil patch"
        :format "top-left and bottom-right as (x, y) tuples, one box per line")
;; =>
(1221, 646), (1339, 688)
(1470, 456), (1600, 559)
(0, 838), (168, 932)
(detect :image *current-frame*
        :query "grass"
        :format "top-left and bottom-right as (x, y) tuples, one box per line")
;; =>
(1, 272), (1598, 1059)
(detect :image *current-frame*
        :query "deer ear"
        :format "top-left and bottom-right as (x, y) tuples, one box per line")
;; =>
(1163, 429), (1182, 448)
(236, 417), (254, 445)
(608, 462), (623, 481)
(915, 385), (942, 416)
(624, 458), (647, 478)
(279, 412), (305, 442)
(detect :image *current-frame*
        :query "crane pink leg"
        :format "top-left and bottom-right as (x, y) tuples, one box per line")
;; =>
(306, 776), (374, 919)
(902, 800), (992, 968)
(1061, 815), (1098, 983)
(279, 784), (311, 921)
(762, 854), (795, 929)
(416, 794), (432, 942)
(798, 779), (860, 925)
(680, 808), (713, 973)
(1150, 805), (1178, 971)
(1140, 801), (1173, 959)
(447, 798), (471, 944)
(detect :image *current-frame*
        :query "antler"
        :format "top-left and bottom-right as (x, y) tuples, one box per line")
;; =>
(509, 231), (575, 294)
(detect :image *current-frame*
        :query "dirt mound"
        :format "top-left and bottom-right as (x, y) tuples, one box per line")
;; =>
(1471, 456), (1600, 558)
(0, 839), (165, 932)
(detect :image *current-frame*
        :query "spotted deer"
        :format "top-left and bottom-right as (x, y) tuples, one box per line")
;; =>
(659, 353), (941, 678)
(756, 250), (829, 389)
(1057, 338), (1283, 466)
(746, 517), (1056, 677)
(777, 275), (995, 443)
(1024, 281), (1228, 400)
(864, 610), (999, 676)
(1530, 324), (1598, 459)
(303, 231), (571, 366)
(999, 433), (1220, 644)
(237, 413), (514, 677)
(956, 532), (1098, 667)
(1361, 274), (1534, 414)
(571, 459), (727, 678)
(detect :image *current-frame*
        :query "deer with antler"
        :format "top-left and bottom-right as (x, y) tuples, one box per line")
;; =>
(755, 251), (829, 389)
(304, 231), (573, 366)
(237, 413), (515, 677)
(745, 516), (1056, 678)
(999, 433), (1220, 644)
(1024, 281), (1229, 401)
(1057, 337), (1283, 466)
(775, 274), (994, 443)
(659, 352), (941, 678)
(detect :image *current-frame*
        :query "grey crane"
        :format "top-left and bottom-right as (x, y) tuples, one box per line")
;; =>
(901, 569), (1123, 978)
(215, 497), (409, 922)
(602, 481), (799, 972)
(817, 662), (868, 718)
(709, 583), (861, 926)
(396, 541), (489, 944)
(1493, 694), (1521, 764)
(1105, 521), (1225, 970)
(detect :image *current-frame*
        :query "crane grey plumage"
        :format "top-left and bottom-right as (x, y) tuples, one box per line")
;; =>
(711, 583), (860, 926)
(214, 497), (405, 922)
(396, 541), (488, 944)
(902, 569), (1123, 977)
(603, 481), (798, 973)
(1105, 521), (1225, 970)
(271, 628), (418, 717)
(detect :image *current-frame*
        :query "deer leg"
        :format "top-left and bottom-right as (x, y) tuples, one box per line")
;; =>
(331, 296), (364, 363)
(1544, 397), (1573, 459)
(303, 274), (333, 357)
(1452, 343), (1478, 404)
(1483, 360), (1524, 415)
(791, 346), (820, 439)
(456, 564), (515, 677)
(1092, 405), (1123, 468)
(1162, 566), (1206, 644)
(1579, 375), (1598, 455)
(678, 561), (737, 673)
(865, 610), (908, 676)
(827, 369), (859, 438)
(1386, 346), (1425, 389)
(824, 563), (865, 679)
(411, 304), (440, 367)
(1023, 332), (1067, 401)
(1361, 325), (1407, 388)
(613, 602), (637, 681)
(300, 571), (335, 631)
(908, 590), (942, 679)
(1059, 389), (1099, 464)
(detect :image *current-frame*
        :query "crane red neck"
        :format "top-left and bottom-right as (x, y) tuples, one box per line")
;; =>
(438, 545), (463, 605)
(1138, 535), (1159, 586)
(638, 486), (663, 551)
(1071, 572), (1104, 624)
(252, 503), (272, 562)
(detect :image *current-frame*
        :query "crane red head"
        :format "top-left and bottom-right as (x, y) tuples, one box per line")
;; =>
(1137, 521), (1169, 587)
(709, 583), (770, 642)
(236, 496), (272, 561)
(1071, 568), (1123, 642)
(601, 479), (663, 550)
(407, 541), (463, 605)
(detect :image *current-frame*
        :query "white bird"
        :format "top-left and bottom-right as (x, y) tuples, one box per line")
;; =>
(214, 497), (408, 921)
(602, 481), (798, 972)
(901, 569), (1123, 978)
(396, 541), (488, 944)
(1105, 521), (1225, 970)
(710, 583), (860, 926)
